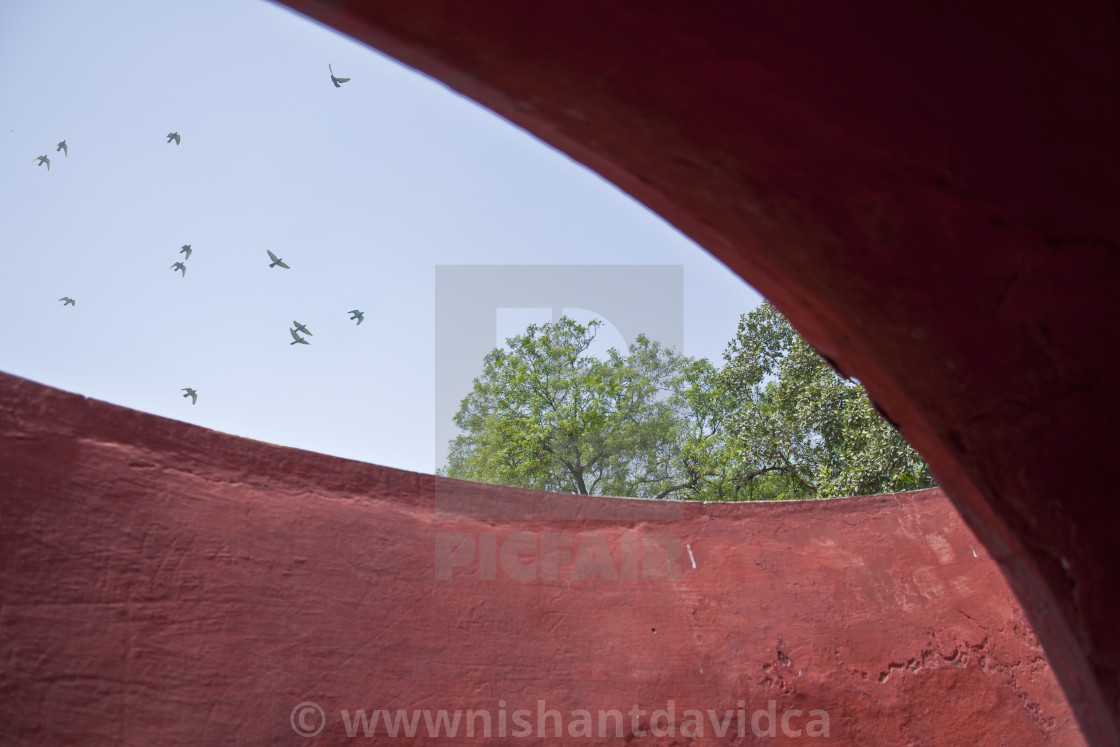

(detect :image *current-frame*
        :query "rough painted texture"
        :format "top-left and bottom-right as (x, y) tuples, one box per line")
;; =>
(274, 2), (1120, 743)
(0, 372), (1082, 744)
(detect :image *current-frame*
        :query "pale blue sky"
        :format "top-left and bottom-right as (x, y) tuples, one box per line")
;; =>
(0, 0), (762, 474)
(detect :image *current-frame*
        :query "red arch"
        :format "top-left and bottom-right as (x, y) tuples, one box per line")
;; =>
(277, 1), (1120, 742)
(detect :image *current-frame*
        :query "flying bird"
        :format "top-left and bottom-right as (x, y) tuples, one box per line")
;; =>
(35, 155), (50, 170)
(167, 132), (180, 145)
(180, 244), (192, 259)
(289, 327), (310, 345)
(348, 309), (365, 325)
(329, 64), (350, 88)
(182, 387), (198, 405)
(171, 261), (187, 276)
(266, 249), (290, 269)
(56, 140), (67, 156)
(293, 321), (312, 336)
(59, 297), (75, 306)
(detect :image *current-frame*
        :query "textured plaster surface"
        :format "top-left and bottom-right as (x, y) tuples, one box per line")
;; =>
(275, 2), (1120, 741)
(0, 372), (1082, 744)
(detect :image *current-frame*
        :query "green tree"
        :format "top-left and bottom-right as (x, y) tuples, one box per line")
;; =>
(442, 317), (713, 499)
(443, 306), (934, 502)
(717, 302), (934, 499)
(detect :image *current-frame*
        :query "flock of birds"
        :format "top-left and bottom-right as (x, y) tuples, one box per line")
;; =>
(34, 139), (66, 171)
(46, 64), (362, 407)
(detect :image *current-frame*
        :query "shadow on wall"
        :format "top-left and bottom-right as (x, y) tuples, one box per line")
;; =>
(274, 1), (1120, 743)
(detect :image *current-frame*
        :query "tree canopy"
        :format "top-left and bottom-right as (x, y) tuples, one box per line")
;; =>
(441, 304), (934, 501)
(717, 302), (934, 500)
(443, 317), (704, 499)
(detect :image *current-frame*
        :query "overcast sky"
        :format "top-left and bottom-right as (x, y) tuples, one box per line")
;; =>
(0, 0), (762, 475)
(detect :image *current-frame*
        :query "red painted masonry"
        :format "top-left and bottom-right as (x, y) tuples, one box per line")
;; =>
(0, 372), (1082, 744)
(4, 0), (1120, 741)
(275, 2), (1120, 742)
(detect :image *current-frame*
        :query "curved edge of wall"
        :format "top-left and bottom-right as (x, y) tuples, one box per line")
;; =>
(0, 371), (1083, 744)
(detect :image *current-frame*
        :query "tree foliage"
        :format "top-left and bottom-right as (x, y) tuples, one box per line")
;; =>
(442, 306), (934, 501)
(443, 317), (706, 499)
(717, 302), (934, 499)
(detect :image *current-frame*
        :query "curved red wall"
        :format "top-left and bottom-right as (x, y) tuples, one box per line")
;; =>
(3, 0), (1119, 742)
(0, 373), (1082, 743)
(270, 1), (1120, 743)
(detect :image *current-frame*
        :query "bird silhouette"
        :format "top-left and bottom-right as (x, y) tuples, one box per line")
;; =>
(182, 387), (198, 405)
(167, 132), (180, 145)
(349, 309), (365, 325)
(180, 244), (192, 259)
(35, 155), (50, 170)
(171, 262), (187, 277)
(266, 249), (290, 269)
(56, 140), (67, 157)
(329, 64), (350, 88)
(289, 328), (310, 345)
(293, 321), (312, 336)
(59, 297), (75, 306)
